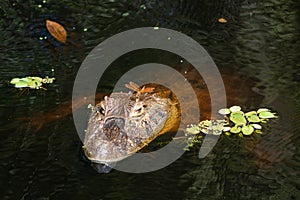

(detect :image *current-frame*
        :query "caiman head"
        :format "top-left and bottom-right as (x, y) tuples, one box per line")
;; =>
(83, 82), (179, 164)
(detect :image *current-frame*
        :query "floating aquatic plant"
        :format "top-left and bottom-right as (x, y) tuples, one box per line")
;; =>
(218, 106), (277, 136)
(10, 76), (55, 90)
(184, 105), (277, 150)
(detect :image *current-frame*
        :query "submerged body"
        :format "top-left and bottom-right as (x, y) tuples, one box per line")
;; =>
(83, 82), (180, 172)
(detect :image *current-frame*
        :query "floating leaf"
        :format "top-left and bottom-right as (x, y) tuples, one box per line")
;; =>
(218, 108), (231, 115)
(229, 105), (241, 112)
(213, 130), (222, 135)
(247, 114), (260, 123)
(197, 120), (225, 135)
(211, 120), (225, 132)
(230, 111), (247, 125)
(199, 120), (211, 127)
(222, 126), (231, 132)
(230, 126), (241, 133)
(257, 108), (270, 113)
(28, 80), (42, 89)
(218, 18), (227, 23)
(259, 111), (276, 119)
(186, 125), (200, 134)
(15, 80), (28, 88)
(242, 125), (254, 135)
(224, 132), (231, 136)
(260, 119), (268, 123)
(31, 77), (42, 82)
(46, 20), (67, 43)
(10, 76), (55, 90)
(10, 78), (20, 84)
(20, 77), (31, 82)
(245, 111), (257, 117)
(251, 124), (262, 129)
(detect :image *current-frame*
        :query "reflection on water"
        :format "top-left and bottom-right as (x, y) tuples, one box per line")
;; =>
(0, 0), (299, 199)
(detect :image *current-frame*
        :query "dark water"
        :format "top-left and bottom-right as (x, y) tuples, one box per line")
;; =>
(0, 0), (299, 199)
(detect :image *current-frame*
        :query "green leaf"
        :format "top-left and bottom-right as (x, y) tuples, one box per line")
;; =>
(259, 111), (276, 119)
(245, 111), (257, 117)
(230, 126), (241, 133)
(247, 114), (260, 123)
(31, 77), (42, 82)
(14, 80), (29, 88)
(186, 125), (201, 134)
(242, 125), (254, 135)
(224, 132), (231, 136)
(20, 77), (32, 83)
(230, 111), (247, 125)
(10, 78), (20, 84)
(28, 80), (42, 89)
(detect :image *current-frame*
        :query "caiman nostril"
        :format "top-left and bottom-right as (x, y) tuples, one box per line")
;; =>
(104, 117), (125, 129)
(103, 118), (125, 141)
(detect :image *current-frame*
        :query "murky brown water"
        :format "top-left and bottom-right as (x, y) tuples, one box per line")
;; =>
(0, 0), (299, 199)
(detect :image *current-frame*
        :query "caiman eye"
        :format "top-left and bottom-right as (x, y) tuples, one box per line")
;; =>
(98, 107), (105, 115)
(96, 102), (106, 115)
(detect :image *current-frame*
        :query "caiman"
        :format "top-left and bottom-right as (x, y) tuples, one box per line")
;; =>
(83, 82), (181, 173)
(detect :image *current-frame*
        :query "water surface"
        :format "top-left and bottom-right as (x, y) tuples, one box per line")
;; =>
(0, 0), (299, 199)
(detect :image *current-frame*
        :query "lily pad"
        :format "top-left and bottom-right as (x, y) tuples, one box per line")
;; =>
(257, 108), (270, 113)
(230, 126), (241, 133)
(31, 76), (42, 81)
(212, 130), (223, 135)
(198, 120), (211, 127)
(224, 132), (231, 136)
(10, 78), (20, 84)
(251, 124), (262, 129)
(20, 77), (31, 83)
(245, 111), (257, 117)
(211, 122), (224, 135)
(186, 125), (201, 134)
(230, 111), (247, 125)
(242, 125), (254, 135)
(259, 111), (276, 119)
(229, 105), (241, 112)
(223, 126), (231, 132)
(247, 114), (260, 123)
(14, 80), (29, 88)
(218, 108), (231, 115)
(28, 80), (42, 89)
(10, 76), (55, 90)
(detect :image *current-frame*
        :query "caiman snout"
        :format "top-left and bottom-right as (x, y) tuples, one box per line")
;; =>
(102, 117), (126, 141)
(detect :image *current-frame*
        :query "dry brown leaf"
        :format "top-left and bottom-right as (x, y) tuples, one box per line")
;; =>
(141, 87), (155, 93)
(46, 20), (67, 43)
(218, 18), (227, 23)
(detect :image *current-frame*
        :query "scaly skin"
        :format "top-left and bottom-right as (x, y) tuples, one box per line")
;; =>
(84, 83), (180, 164)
